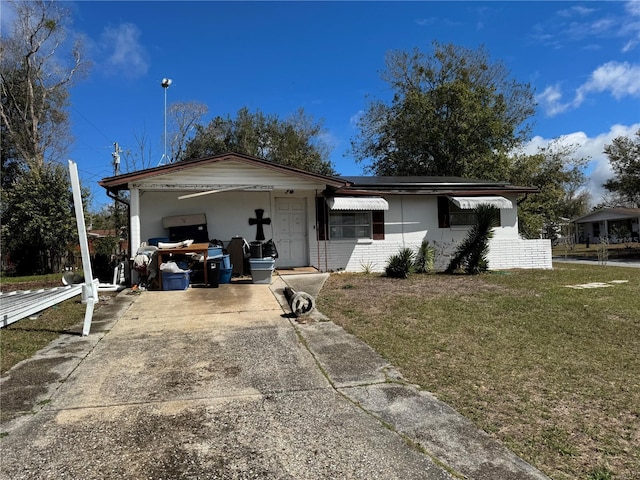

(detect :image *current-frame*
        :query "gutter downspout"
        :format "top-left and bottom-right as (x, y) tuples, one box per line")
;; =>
(106, 189), (131, 259)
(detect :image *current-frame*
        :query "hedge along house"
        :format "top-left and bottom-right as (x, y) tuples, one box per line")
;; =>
(99, 152), (552, 274)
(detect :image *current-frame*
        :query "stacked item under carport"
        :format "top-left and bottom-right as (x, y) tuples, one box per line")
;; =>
(248, 240), (278, 284)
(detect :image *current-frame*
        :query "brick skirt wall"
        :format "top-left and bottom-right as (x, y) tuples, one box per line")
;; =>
(486, 238), (552, 270)
(310, 237), (552, 273)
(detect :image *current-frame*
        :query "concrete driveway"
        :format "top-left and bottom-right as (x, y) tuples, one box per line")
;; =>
(0, 275), (548, 480)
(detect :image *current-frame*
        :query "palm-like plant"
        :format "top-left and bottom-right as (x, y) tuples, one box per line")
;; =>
(446, 204), (499, 274)
(414, 240), (435, 273)
(385, 247), (416, 278)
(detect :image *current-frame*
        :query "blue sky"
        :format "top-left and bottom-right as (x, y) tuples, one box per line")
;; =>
(3, 1), (640, 210)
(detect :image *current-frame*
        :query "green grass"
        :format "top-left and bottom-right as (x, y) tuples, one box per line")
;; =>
(0, 272), (67, 285)
(1, 272), (92, 374)
(316, 264), (640, 480)
(0, 298), (88, 374)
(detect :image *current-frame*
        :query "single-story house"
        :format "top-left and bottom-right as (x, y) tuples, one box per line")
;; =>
(572, 208), (640, 243)
(99, 152), (552, 274)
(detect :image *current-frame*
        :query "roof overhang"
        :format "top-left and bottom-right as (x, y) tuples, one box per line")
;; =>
(99, 152), (348, 192)
(448, 196), (514, 209)
(327, 197), (389, 211)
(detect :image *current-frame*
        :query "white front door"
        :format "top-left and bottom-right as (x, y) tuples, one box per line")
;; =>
(274, 197), (307, 268)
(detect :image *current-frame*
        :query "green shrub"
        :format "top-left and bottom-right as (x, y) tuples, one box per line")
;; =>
(414, 240), (435, 273)
(385, 247), (415, 278)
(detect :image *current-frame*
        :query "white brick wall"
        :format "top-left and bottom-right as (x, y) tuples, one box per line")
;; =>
(310, 237), (552, 273)
(486, 238), (552, 270)
(310, 240), (424, 273)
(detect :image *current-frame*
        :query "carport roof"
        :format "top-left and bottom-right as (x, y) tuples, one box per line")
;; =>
(99, 152), (348, 192)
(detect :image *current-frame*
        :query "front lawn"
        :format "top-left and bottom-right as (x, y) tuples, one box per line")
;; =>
(316, 264), (639, 480)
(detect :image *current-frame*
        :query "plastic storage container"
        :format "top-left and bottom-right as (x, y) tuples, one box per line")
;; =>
(162, 271), (191, 290)
(249, 258), (275, 284)
(219, 267), (233, 284)
(208, 247), (223, 257)
(219, 254), (231, 269)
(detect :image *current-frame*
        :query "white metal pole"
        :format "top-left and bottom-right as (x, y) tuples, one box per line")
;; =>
(68, 160), (98, 336)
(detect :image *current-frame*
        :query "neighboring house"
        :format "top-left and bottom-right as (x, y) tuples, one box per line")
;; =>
(572, 208), (640, 244)
(99, 152), (552, 273)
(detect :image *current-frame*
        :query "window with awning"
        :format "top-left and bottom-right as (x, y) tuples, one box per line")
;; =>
(447, 196), (513, 210)
(438, 196), (506, 228)
(326, 197), (389, 211)
(317, 197), (387, 240)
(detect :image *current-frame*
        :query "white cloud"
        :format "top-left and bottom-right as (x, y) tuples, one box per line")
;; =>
(626, 0), (640, 17)
(538, 61), (640, 116)
(621, 0), (640, 52)
(100, 23), (149, 78)
(578, 61), (640, 100)
(557, 6), (596, 18)
(350, 110), (365, 128)
(532, 1), (639, 52)
(536, 84), (572, 116)
(522, 123), (640, 205)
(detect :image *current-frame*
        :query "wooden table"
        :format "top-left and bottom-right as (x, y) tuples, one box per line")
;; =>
(157, 242), (210, 289)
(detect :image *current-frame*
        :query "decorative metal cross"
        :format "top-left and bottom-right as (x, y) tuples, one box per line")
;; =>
(248, 208), (271, 241)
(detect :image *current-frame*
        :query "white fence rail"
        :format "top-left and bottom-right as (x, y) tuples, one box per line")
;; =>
(0, 285), (83, 328)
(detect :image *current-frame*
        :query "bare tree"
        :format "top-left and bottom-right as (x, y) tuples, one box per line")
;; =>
(168, 101), (208, 162)
(121, 126), (156, 172)
(0, 0), (90, 168)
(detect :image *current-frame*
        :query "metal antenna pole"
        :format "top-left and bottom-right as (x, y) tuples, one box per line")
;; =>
(112, 142), (123, 252)
(159, 78), (172, 166)
(112, 142), (121, 175)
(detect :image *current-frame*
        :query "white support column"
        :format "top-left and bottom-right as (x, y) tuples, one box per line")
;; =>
(130, 187), (141, 256)
(68, 160), (98, 336)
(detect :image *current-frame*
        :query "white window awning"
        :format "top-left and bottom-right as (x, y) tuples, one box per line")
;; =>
(448, 196), (513, 209)
(327, 197), (389, 211)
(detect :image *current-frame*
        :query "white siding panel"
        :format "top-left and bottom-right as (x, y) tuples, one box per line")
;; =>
(133, 161), (327, 190)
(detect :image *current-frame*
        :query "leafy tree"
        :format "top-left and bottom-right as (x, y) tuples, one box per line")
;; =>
(1, 0), (90, 275)
(185, 107), (336, 175)
(602, 129), (640, 207)
(351, 42), (535, 179)
(0, 0), (89, 169)
(1, 163), (77, 274)
(509, 141), (588, 239)
(446, 204), (499, 274)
